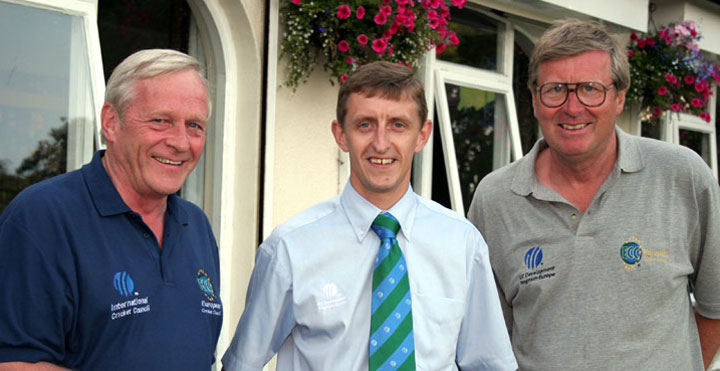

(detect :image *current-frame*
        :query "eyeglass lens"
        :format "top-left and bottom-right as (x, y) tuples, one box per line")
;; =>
(540, 82), (608, 107)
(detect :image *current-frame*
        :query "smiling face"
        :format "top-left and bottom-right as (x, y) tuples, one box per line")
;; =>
(532, 50), (626, 163)
(332, 92), (432, 209)
(101, 68), (208, 205)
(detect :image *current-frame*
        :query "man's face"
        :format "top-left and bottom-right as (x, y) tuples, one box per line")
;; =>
(332, 93), (432, 207)
(102, 69), (208, 201)
(532, 50), (626, 162)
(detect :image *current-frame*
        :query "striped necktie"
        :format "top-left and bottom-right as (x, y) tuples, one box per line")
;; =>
(369, 212), (415, 371)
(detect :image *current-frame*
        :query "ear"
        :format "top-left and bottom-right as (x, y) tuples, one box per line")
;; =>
(331, 120), (349, 152)
(414, 119), (433, 153)
(615, 89), (627, 116)
(101, 103), (121, 144)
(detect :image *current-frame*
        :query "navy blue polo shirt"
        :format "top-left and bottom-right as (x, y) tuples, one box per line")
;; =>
(0, 150), (222, 370)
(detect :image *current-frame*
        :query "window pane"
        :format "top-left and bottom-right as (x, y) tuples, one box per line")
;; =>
(439, 9), (499, 71)
(513, 31), (538, 154)
(0, 2), (95, 213)
(679, 129), (711, 166)
(444, 83), (506, 212)
(642, 120), (663, 140)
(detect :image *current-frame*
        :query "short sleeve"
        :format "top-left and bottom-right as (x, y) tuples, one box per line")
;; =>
(691, 168), (720, 319)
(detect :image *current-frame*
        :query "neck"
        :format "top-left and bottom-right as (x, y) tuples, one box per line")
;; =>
(351, 182), (408, 211)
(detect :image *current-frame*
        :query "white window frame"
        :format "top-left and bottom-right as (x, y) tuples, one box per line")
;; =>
(3, 0), (104, 171)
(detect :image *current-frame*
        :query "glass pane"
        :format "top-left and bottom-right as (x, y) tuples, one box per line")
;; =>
(641, 120), (662, 140)
(439, 8), (499, 71)
(0, 2), (94, 213)
(679, 129), (711, 166)
(445, 83), (506, 212)
(513, 31), (538, 154)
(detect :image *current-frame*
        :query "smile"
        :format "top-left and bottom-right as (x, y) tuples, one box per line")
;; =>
(369, 158), (394, 165)
(153, 156), (183, 165)
(560, 123), (589, 130)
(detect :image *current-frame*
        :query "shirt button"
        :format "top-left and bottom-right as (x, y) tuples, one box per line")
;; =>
(571, 213), (578, 220)
(143, 232), (150, 238)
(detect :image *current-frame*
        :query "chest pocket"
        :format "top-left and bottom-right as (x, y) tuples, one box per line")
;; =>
(412, 293), (464, 370)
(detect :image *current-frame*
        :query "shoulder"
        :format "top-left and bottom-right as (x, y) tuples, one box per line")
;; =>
(415, 195), (480, 236)
(634, 136), (715, 183)
(263, 196), (341, 247)
(1, 170), (85, 225)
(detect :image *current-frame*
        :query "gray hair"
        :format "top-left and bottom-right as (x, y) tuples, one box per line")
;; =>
(105, 49), (210, 119)
(528, 19), (630, 92)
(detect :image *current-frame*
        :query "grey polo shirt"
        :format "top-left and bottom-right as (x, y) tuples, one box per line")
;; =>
(468, 127), (720, 371)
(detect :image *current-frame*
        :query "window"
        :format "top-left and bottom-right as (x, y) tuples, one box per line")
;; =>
(0, 0), (102, 213)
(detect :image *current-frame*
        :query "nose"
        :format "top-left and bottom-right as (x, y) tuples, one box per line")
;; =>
(562, 88), (586, 115)
(372, 125), (390, 152)
(165, 122), (191, 152)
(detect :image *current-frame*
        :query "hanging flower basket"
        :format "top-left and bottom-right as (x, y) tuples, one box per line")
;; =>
(280, 0), (465, 90)
(627, 20), (720, 123)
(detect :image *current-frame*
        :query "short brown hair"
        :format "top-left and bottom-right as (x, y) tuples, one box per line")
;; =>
(336, 61), (427, 126)
(528, 19), (630, 92)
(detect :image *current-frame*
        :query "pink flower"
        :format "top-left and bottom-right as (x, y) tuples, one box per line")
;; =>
(389, 23), (399, 35)
(290, 0), (301, 4)
(427, 10), (438, 20)
(372, 38), (388, 53)
(657, 86), (668, 96)
(637, 39), (647, 48)
(338, 40), (349, 52)
(380, 5), (392, 15)
(646, 37), (656, 46)
(346, 57), (355, 65)
(628, 50), (635, 58)
(451, 0), (466, 8)
(664, 36), (672, 44)
(700, 112), (711, 123)
(429, 17), (440, 29)
(436, 43), (447, 54)
(652, 107), (662, 116)
(665, 73), (677, 84)
(671, 103), (681, 112)
(691, 98), (703, 108)
(430, 0), (442, 8)
(340, 74), (348, 83)
(690, 28), (698, 37)
(695, 81), (707, 92)
(685, 75), (695, 85)
(374, 12), (387, 25)
(337, 4), (351, 19)
(630, 32), (638, 42)
(449, 31), (459, 45)
(357, 34), (369, 45)
(387, 45), (394, 56)
(658, 30), (666, 39)
(356, 6), (365, 19)
(397, 0), (409, 4)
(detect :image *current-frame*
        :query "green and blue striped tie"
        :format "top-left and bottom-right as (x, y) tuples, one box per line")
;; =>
(369, 212), (415, 371)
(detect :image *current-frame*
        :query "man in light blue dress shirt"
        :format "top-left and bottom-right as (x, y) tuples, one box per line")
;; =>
(222, 61), (517, 371)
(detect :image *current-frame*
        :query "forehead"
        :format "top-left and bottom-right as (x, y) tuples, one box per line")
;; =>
(537, 50), (612, 83)
(346, 91), (420, 120)
(129, 70), (209, 113)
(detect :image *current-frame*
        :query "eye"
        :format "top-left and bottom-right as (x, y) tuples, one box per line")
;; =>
(359, 122), (371, 129)
(187, 122), (206, 136)
(550, 85), (565, 94)
(393, 122), (405, 129)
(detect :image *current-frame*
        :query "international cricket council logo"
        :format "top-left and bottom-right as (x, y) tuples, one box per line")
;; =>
(197, 269), (216, 301)
(620, 237), (643, 270)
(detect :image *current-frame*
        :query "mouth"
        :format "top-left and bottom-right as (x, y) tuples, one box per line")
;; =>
(369, 157), (394, 165)
(153, 156), (183, 166)
(559, 123), (589, 130)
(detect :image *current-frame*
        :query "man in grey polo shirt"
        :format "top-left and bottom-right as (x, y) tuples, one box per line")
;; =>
(468, 19), (720, 370)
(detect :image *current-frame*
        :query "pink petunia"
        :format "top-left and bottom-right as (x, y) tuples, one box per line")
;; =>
(652, 107), (662, 116)
(346, 57), (355, 65)
(451, 0), (466, 8)
(695, 81), (707, 93)
(340, 74), (348, 83)
(646, 37), (655, 46)
(690, 28), (697, 37)
(429, 17), (440, 29)
(449, 31), (459, 45)
(657, 87), (668, 96)
(357, 34), (369, 45)
(337, 4), (351, 19)
(290, 0), (301, 4)
(374, 12), (387, 25)
(665, 73), (677, 84)
(700, 112), (711, 123)
(372, 38), (388, 53)
(658, 30), (666, 39)
(427, 10), (438, 20)
(356, 6), (365, 19)
(671, 103), (681, 112)
(389, 23), (399, 35)
(430, 0), (442, 8)
(628, 50), (635, 58)
(436, 43), (447, 54)
(397, 0), (409, 4)
(637, 39), (646, 48)
(685, 75), (695, 85)
(338, 40), (350, 52)
(664, 36), (672, 44)
(630, 32), (638, 42)
(691, 98), (703, 108)
(380, 5), (392, 15)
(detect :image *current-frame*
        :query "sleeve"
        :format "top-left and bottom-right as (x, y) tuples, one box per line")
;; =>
(691, 167), (720, 319)
(455, 234), (518, 371)
(0, 218), (75, 365)
(221, 241), (294, 371)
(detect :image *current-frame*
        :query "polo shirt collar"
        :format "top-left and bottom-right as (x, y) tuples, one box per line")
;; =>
(340, 182), (417, 243)
(510, 126), (645, 197)
(82, 150), (189, 225)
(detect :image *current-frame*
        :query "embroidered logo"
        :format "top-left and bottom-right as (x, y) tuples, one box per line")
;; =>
(620, 237), (643, 269)
(113, 271), (135, 297)
(524, 246), (543, 269)
(197, 269), (216, 301)
(317, 283), (348, 311)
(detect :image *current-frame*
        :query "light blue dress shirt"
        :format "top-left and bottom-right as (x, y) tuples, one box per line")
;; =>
(222, 184), (517, 371)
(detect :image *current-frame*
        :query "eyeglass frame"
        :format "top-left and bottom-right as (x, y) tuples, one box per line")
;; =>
(533, 81), (616, 108)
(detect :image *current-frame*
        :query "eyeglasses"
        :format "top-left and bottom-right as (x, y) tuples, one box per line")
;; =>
(535, 81), (616, 108)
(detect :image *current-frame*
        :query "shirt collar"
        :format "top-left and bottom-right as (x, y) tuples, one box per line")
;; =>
(511, 126), (645, 197)
(82, 150), (188, 225)
(340, 182), (417, 243)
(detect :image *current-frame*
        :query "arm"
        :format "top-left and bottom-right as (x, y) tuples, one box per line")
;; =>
(221, 243), (294, 371)
(695, 313), (720, 370)
(0, 362), (70, 371)
(455, 235), (518, 371)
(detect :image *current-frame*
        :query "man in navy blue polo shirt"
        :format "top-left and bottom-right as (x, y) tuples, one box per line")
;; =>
(0, 49), (222, 370)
